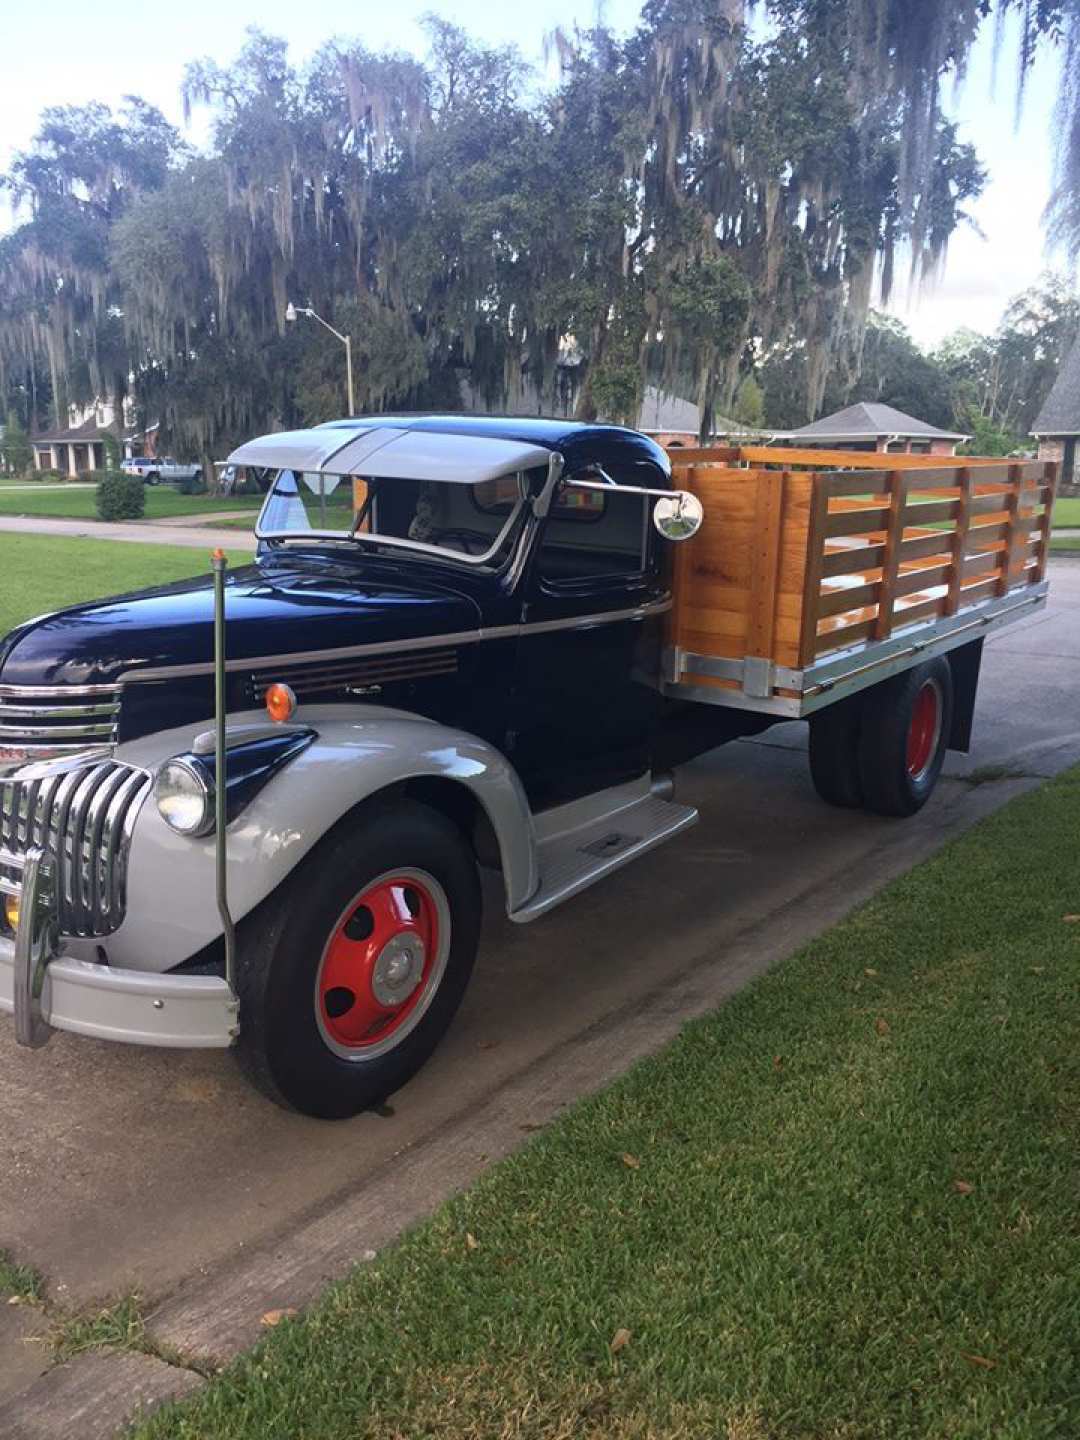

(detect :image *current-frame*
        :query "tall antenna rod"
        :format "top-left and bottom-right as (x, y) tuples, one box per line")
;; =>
(211, 548), (237, 996)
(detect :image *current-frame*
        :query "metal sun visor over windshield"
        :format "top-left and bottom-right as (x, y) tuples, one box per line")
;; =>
(237, 427), (555, 543)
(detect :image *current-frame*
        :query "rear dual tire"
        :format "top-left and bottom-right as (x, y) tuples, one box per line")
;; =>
(808, 658), (954, 818)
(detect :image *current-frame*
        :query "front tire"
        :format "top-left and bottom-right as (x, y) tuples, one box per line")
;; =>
(236, 799), (481, 1119)
(857, 658), (954, 817)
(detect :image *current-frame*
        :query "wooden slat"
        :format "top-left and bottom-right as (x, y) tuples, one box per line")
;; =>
(996, 463), (1024, 598)
(960, 549), (1001, 581)
(904, 498), (960, 526)
(960, 576), (1000, 606)
(1033, 460), (1058, 582)
(743, 447), (924, 470)
(964, 519), (1010, 547)
(668, 447), (740, 466)
(735, 446), (1008, 471)
(895, 561), (952, 597)
(816, 617), (877, 654)
(969, 491), (1014, 518)
(893, 595), (946, 628)
(817, 581), (881, 617)
(874, 471), (907, 640)
(945, 466), (972, 616)
(746, 470), (784, 656)
(818, 473), (891, 497)
(821, 542), (886, 577)
(798, 478), (832, 667)
(824, 506), (891, 538)
(899, 531), (953, 563)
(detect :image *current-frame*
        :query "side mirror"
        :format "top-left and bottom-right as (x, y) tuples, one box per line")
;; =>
(653, 491), (703, 542)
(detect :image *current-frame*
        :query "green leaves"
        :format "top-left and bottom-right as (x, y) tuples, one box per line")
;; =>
(3, 2), (1048, 445)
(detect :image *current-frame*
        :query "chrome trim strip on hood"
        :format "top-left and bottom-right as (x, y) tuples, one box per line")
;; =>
(116, 598), (673, 685)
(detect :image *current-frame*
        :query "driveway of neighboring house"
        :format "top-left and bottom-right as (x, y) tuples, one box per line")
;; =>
(0, 514), (257, 551)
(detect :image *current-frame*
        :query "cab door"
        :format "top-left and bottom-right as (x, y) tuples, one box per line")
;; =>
(510, 478), (669, 810)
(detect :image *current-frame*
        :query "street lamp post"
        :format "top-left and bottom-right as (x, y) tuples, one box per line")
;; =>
(285, 302), (355, 417)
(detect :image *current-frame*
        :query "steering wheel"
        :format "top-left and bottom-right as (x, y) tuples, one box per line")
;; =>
(431, 528), (487, 555)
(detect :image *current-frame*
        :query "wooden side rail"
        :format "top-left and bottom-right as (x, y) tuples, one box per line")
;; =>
(795, 461), (1056, 665)
(666, 451), (1057, 692)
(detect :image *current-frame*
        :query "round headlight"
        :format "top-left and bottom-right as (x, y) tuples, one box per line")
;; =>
(155, 758), (213, 836)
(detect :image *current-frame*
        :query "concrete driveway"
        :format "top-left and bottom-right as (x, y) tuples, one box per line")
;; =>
(1, 559), (1078, 1422)
(0, 514), (256, 551)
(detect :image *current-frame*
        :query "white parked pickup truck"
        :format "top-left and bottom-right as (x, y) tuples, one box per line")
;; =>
(121, 456), (203, 485)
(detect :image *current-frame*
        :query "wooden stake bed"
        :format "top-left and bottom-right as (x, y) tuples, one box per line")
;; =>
(664, 446), (1056, 718)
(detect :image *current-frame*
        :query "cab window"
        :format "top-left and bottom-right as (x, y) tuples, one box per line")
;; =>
(536, 476), (651, 583)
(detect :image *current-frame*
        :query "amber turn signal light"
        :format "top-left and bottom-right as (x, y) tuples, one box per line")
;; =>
(3, 894), (19, 933)
(265, 682), (298, 724)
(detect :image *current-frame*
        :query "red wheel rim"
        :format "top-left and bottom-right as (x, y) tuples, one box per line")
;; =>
(315, 869), (448, 1059)
(906, 680), (941, 780)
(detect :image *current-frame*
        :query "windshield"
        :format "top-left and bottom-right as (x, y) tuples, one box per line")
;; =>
(256, 468), (537, 563)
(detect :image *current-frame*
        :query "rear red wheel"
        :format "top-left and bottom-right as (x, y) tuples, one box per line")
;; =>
(858, 657), (954, 817)
(905, 678), (943, 782)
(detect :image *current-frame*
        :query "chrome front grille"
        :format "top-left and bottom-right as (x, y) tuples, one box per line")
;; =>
(0, 684), (122, 760)
(0, 761), (150, 936)
(248, 647), (459, 703)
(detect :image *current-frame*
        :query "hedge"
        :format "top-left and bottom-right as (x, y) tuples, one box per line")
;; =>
(96, 471), (146, 521)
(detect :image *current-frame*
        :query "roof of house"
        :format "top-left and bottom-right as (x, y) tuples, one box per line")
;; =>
(635, 386), (739, 436)
(31, 415), (124, 445)
(1032, 336), (1080, 434)
(791, 401), (967, 443)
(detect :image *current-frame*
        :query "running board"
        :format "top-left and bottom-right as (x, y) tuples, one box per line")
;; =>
(510, 790), (698, 923)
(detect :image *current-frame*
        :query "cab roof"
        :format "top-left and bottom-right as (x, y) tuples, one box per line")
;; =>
(320, 413), (670, 463)
(227, 414), (672, 487)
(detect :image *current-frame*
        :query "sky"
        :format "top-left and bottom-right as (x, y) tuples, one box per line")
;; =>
(0, 0), (1069, 349)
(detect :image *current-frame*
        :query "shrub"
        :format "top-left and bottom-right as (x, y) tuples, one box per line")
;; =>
(96, 472), (146, 521)
(175, 471), (207, 495)
(31, 467), (65, 483)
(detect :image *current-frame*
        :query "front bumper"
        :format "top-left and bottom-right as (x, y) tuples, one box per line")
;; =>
(0, 846), (237, 1049)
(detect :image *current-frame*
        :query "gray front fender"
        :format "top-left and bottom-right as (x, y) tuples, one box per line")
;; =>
(109, 705), (538, 974)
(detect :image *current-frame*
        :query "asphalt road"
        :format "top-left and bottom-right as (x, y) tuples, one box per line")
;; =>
(1, 559), (1078, 1406)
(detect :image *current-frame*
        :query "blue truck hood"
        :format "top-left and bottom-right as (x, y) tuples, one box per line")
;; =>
(0, 553), (483, 688)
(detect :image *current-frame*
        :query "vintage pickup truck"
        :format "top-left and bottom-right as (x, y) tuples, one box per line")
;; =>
(0, 416), (1056, 1116)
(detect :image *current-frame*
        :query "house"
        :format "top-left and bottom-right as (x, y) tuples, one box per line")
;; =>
(1031, 334), (1080, 492)
(31, 400), (157, 477)
(786, 401), (968, 455)
(634, 387), (746, 447)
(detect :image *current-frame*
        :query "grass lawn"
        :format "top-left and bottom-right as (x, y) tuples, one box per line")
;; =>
(1049, 536), (1080, 554)
(134, 768), (1080, 1440)
(1051, 495), (1080, 527)
(0, 488), (262, 522)
(0, 535), (227, 636)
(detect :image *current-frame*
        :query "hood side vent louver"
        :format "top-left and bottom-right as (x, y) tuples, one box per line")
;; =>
(248, 647), (459, 704)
